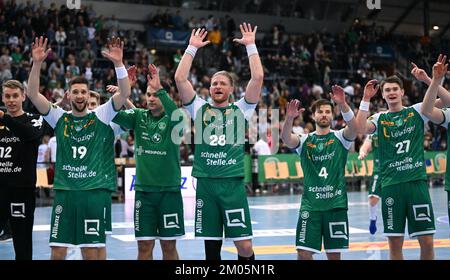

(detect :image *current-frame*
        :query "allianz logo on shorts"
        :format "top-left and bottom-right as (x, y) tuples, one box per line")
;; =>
(385, 197), (394, 207)
(84, 219), (100, 236)
(301, 211), (309, 219)
(329, 222), (348, 240)
(163, 213), (180, 229)
(10, 203), (26, 218)
(413, 204), (432, 222)
(225, 209), (247, 228)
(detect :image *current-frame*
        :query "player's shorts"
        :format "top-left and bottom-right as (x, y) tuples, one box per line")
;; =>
(381, 180), (435, 237)
(195, 177), (253, 241)
(49, 189), (110, 247)
(105, 192), (112, 235)
(368, 173), (382, 198)
(295, 208), (349, 253)
(134, 190), (185, 240)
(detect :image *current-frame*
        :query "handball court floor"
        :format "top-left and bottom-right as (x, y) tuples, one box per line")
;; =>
(1, 186), (450, 260)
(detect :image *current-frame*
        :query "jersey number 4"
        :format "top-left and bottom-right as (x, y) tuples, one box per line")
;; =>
(319, 167), (328, 179)
(72, 146), (87, 159)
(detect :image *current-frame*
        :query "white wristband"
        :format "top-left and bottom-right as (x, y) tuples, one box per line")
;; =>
(185, 45), (198, 58)
(115, 66), (128, 79)
(359, 101), (370, 112)
(341, 109), (355, 122)
(246, 44), (258, 57)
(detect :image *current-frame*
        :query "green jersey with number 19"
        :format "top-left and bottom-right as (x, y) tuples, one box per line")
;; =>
(369, 103), (427, 188)
(184, 96), (256, 178)
(295, 129), (353, 211)
(43, 99), (118, 191)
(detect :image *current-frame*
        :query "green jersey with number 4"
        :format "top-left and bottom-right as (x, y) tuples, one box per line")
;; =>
(44, 99), (118, 191)
(184, 96), (256, 178)
(295, 129), (353, 211)
(369, 103), (428, 188)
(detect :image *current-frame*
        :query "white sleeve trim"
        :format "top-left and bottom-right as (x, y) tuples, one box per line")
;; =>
(411, 103), (429, 122)
(334, 129), (353, 150)
(93, 98), (118, 125)
(441, 108), (450, 128)
(294, 134), (309, 155)
(183, 95), (207, 120)
(43, 105), (65, 128)
(235, 97), (257, 121)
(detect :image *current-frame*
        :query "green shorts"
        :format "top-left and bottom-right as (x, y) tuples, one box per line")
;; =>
(381, 180), (435, 237)
(195, 177), (253, 241)
(295, 208), (349, 253)
(49, 189), (110, 247)
(105, 192), (112, 235)
(368, 173), (382, 198)
(134, 190), (185, 240)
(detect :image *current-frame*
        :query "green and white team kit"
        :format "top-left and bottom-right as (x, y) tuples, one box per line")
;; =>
(44, 99), (118, 246)
(184, 95), (256, 178)
(294, 129), (353, 252)
(113, 89), (185, 239)
(185, 95), (256, 240)
(369, 103), (427, 187)
(44, 99), (118, 190)
(370, 103), (435, 237)
(295, 129), (353, 211)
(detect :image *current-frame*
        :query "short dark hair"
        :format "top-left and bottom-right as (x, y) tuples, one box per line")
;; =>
(2, 80), (24, 93)
(311, 99), (333, 113)
(380, 75), (403, 92)
(69, 76), (89, 89)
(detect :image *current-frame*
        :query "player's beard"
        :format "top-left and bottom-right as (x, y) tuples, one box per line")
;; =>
(71, 100), (87, 112)
(316, 119), (331, 128)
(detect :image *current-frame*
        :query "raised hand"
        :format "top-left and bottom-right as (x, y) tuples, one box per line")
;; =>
(106, 85), (119, 94)
(330, 85), (346, 105)
(431, 55), (448, 80)
(189, 28), (210, 48)
(147, 64), (162, 92)
(101, 37), (124, 66)
(127, 65), (137, 87)
(233, 22), (257, 46)
(31, 36), (51, 63)
(411, 62), (430, 82)
(363, 79), (379, 101)
(286, 99), (305, 119)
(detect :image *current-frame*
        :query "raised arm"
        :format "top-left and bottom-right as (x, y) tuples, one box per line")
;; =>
(101, 37), (130, 110)
(330, 85), (356, 140)
(233, 23), (264, 104)
(281, 100), (305, 149)
(411, 54), (450, 107)
(148, 64), (177, 116)
(174, 28), (210, 104)
(27, 37), (52, 114)
(420, 59), (449, 124)
(355, 80), (379, 135)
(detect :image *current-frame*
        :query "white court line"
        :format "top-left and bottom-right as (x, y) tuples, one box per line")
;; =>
(111, 227), (369, 242)
(250, 202), (367, 210)
(32, 220), (258, 232)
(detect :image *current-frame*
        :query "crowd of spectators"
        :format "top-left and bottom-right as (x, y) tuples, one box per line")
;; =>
(1, 0), (449, 163)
